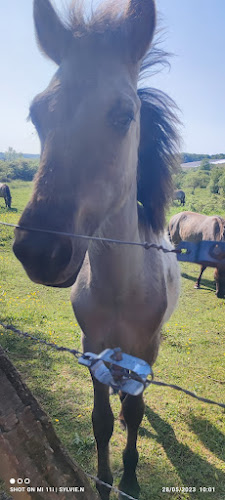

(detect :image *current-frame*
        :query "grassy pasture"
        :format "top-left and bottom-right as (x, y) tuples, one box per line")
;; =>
(0, 182), (225, 500)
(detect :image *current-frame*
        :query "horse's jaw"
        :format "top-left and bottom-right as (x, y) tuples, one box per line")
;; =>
(48, 256), (86, 288)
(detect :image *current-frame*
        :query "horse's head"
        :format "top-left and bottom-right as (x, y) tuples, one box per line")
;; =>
(13, 0), (156, 287)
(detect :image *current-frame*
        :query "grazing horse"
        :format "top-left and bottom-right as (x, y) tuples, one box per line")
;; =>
(13, 0), (180, 498)
(168, 211), (225, 298)
(173, 189), (185, 206)
(0, 183), (11, 208)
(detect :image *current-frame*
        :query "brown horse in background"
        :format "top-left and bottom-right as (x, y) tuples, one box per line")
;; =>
(0, 183), (11, 208)
(13, 0), (180, 498)
(168, 211), (225, 298)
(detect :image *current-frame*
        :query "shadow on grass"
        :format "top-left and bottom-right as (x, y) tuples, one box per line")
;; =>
(187, 415), (225, 463)
(9, 207), (18, 213)
(181, 272), (216, 292)
(141, 406), (225, 494)
(0, 207), (18, 213)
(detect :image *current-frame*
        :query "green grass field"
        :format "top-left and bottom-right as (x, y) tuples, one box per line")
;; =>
(0, 182), (224, 500)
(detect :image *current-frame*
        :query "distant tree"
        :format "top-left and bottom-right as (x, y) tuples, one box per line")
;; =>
(218, 172), (225, 196)
(199, 158), (211, 171)
(182, 153), (210, 163)
(172, 170), (187, 189)
(212, 153), (225, 160)
(0, 159), (38, 182)
(10, 160), (38, 181)
(4, 147), (22, 161)
(184, 171), (210, 192)
(209, 167), (223, 194)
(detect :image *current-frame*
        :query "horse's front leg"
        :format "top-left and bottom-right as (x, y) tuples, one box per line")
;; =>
(119, 393), (144, 499)
(92, 376), (114, 500)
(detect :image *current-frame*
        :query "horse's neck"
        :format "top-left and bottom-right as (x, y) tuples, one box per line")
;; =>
(87, 184), (154, 299)
(72, 184), (180, 357)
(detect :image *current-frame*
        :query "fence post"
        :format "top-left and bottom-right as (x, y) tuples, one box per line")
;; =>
(0, 346), (99, 500)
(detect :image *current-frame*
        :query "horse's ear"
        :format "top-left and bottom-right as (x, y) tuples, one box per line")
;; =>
(124, 0), (156, 63)
(33, 0), (72, 65)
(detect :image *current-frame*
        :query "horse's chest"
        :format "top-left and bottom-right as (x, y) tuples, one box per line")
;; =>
(71, 280), (166, 356)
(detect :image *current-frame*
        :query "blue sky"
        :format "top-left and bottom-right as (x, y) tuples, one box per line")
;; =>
(1, 0), (225, 155)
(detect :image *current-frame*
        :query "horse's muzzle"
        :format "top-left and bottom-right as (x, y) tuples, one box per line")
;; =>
(13, 229), (74, 286)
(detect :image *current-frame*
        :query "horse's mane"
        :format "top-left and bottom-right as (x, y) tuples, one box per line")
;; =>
(66, 1), (181, 232)
(137, 46), (180, 232)
(137, 87), (180, 232)
(68, 0), (129, 36)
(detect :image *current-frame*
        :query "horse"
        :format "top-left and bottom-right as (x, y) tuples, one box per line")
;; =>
(168, 211), (225, 298)
(0, 182), (11, 208)
(173, 189), (185, 206)
(13, 1), (181, 498)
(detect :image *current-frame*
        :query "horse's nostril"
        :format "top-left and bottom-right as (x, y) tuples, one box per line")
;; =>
(13, 232), (73, 283)
(13, 233), (30, 265)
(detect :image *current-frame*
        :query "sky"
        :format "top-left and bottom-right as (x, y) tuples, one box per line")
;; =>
(0, 0), (225, 155)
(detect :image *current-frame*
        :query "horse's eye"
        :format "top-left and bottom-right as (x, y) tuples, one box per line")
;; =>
(115, 113), (134, 128)
(110, 110), (135, 133)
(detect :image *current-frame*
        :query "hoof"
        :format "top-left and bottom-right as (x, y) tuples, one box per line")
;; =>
(194, 284), (200, 289)
(119, 476), (140, 500)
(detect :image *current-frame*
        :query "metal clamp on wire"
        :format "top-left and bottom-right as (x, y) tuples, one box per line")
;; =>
(78, 347), (152, 396)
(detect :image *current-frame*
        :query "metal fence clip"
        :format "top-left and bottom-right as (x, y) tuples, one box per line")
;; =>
(78, 348), (152, 395)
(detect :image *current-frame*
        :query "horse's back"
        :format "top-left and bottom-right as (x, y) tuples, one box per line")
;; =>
(169, 211), (225, 244)
(174, 189), (185, 198)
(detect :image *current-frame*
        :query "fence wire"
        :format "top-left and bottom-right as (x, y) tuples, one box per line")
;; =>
(86, 474), (138, 500)
(0, 221), (181, 254)
(0, 321), (224, 409)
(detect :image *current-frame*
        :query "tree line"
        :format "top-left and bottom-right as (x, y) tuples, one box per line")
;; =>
(1, 149), (225, 191)
(0, 159), (39, 182)
(0, 148), (39, 182)
(182, 152), (225, 163)
(174, 159), (225, 195)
